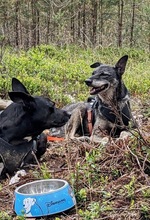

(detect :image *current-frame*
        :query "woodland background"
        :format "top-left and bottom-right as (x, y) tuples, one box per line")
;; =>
(0, 0), (149, 50)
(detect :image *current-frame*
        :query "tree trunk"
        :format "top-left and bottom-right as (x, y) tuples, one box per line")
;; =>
(71, 0), (75, 43)
(2, 3), (10, 45)
(31, 0), (37, 47)
(82, 0), (86, 45)
(91, 0), (97, 46)
(149, 23), (150, 52)
(46, 9), (50, 44)
(99, 0), (103, 46)
(77, 3), (81, 40)
(118, 0), (124, 47)
(15, 0), (19, 47)
(37, 9), (40, 45)
(25, 1), (30, 49)
(130, 0), (135, 47)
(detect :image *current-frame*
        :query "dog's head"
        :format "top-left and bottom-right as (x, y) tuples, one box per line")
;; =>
(0, 78), (70, 142)
(85, 55), (128, 101)
(23, 197), (36, 214)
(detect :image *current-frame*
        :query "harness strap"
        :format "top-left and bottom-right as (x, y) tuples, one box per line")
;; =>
(87, 109), (93, 135)
(86, 96), (131, 136)
(0, 138), (35, 175)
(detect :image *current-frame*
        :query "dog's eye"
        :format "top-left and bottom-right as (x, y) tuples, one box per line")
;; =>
(92, 71), (96, 75)
(100, 72), (106, 76)
(50, 101), (55, 107)
(49, 106), (54, 113)
(101, 72), (110, 77)
(52, 102), (55, 106)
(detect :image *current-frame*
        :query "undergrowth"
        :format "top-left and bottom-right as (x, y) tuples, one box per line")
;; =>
(0, 45), (149, 106)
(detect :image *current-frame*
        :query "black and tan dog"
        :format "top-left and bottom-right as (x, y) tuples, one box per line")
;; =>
(51, 55), (132, 142)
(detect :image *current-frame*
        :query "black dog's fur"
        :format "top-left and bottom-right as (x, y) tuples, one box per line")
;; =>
(51, 55), (132, 142)
(0, 78), (70, 144)
(0, 78), (70, 176)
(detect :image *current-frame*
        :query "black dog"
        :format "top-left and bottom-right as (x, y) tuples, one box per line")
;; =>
(0, 78), (70, 143)
(0, 78), (70, 176)
(51, 55), (132, 142)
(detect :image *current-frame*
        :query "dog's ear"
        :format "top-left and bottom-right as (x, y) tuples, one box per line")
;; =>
(31, 198), (36, 205)
(8, 91), (35, 111)
(90, 62), (101, 68)
(12, 78), (30, 94)
(115, 55), (128, 75)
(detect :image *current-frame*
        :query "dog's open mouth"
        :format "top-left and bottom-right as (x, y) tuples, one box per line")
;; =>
(90, 84), (109, 95)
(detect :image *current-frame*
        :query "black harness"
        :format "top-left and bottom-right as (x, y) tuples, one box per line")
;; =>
(87, 96), (131, 136)
(0, 138), (37, 176)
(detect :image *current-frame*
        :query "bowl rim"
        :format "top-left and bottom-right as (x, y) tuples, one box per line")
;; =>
(15, 179), (69, 196)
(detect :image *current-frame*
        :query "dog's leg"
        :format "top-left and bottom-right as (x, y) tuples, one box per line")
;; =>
(90, 118), (109, 144)
(66, 104), (87, 139)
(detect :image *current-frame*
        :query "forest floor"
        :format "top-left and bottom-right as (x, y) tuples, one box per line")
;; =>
(0, 96), (150, 220)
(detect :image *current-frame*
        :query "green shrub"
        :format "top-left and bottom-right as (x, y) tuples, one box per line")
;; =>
(0, 45), (149, 105)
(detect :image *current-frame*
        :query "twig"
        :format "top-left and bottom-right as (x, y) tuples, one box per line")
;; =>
(142, 153), (149, 170)
(126, 146), (150, 185)
(31, 151), (41, 170)
(135, 185), (150, 193)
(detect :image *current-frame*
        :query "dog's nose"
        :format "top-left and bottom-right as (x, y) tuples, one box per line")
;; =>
(85, 79), (92, 86)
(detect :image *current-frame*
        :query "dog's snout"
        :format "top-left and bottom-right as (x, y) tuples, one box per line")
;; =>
(85, 79), (92, 86)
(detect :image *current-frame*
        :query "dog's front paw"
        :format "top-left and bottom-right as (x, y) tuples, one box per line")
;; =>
(90, 135), (109, 144)
(119, 131), (132, 140)
(78, 136), (91, 142)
